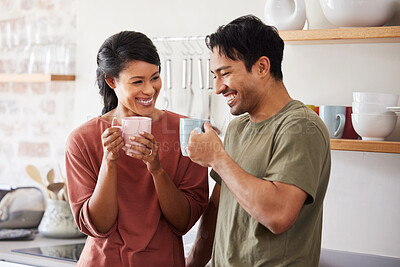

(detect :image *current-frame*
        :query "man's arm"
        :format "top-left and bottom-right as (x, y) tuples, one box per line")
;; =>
(212, 152), (307, 234)
(188, 122), (307, 234)
(186, 184), (220, 267)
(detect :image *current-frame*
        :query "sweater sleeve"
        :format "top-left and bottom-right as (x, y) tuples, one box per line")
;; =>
(170, 156), (209, 236)
(65, 134), (117, 238)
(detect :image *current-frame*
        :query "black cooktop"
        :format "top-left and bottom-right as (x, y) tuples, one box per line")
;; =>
(12, 243), (85, 262)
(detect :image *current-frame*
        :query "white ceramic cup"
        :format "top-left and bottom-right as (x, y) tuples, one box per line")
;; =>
(319, 105), (346, 139)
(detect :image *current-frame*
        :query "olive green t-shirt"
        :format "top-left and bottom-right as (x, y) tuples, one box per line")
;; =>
(210, 100), (331, 267)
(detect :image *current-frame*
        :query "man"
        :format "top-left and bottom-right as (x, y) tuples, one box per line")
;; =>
(186, 15), (331, 267)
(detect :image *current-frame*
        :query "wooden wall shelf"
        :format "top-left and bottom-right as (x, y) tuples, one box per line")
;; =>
(330, 139), (400, 154)
(279, 26), (400, 44)
(0, 74), (76, 82)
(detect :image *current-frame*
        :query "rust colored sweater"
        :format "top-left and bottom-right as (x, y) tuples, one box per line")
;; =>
(65, 111), (208, 266)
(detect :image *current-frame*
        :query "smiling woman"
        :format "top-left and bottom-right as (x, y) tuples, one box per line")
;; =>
(65, 31), (208, 267)
(104, 61), (162, 119)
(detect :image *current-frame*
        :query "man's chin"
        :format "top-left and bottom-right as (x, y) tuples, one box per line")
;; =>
(229, 106), (244, 116)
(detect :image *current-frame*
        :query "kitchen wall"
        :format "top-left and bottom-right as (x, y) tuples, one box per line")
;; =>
(0, 0), (77, 185)
(1, 0), (400, 260)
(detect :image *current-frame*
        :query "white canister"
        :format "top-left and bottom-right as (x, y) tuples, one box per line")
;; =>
(264, 0), (307, 31)
(38, 199), (84, 238)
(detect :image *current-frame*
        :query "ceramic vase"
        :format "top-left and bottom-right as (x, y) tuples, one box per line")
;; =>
(264, 0), (307, 30)
(38, 199), (84, 238)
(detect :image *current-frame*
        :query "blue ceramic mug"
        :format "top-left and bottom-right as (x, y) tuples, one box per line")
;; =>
(319, 106), (346, 139)
(179, 118), (208, 156)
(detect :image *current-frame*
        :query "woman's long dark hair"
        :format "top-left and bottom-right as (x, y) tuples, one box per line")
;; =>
(96, 31), (161, 114)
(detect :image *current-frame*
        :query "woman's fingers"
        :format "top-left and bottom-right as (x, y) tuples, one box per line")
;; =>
(125, 143), (152, 156)
(103, 130), (122, 147)
(129, 133), (154, 148)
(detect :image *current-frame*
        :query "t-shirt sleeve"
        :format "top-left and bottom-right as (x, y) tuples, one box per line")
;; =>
(65, 134), (117, 238)
(263, 118), (330, 204)
(170, 156), (209, 236)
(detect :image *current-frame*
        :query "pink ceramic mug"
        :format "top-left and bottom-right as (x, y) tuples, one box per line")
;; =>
(114, 117), (152, 154)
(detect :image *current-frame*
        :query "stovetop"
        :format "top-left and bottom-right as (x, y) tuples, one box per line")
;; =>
(12, 243), (85, 262)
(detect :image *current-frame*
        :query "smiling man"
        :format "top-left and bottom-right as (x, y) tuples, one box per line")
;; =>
(186, 15), (331, 267)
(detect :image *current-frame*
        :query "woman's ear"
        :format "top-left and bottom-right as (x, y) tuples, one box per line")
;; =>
(256, 56), (270, 77)
(105, 75), (116, 89)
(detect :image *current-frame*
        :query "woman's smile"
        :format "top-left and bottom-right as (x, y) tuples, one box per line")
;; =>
(136, 96), (154, 106)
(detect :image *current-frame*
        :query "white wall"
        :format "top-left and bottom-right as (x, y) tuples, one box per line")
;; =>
(75, 0), (400, 258)
(283, 43), (400, 258)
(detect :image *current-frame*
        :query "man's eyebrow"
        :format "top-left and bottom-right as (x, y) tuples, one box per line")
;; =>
(211, 65), (231, 74)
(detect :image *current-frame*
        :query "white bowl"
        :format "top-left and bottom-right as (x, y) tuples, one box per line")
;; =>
(351, 113), (398, 141)
(320, 0), (397, 27)
(353, 92), (399, 107)
(352, 102), (395, 115)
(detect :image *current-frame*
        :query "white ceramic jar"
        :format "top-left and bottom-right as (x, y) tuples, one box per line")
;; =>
(264, 0), (307, 30)
(38, 199), (84, 238)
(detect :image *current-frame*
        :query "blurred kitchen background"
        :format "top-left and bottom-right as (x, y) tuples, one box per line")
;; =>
(1, 0), (400, 263)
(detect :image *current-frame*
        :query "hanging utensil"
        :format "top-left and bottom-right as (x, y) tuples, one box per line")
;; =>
(163, 58), (170, 110)
(197, 58), (204, 90)
(166, 58), (172, 108)
(198, 58), (205, 118)
(206, 58), (213, 121)
(187, 58), (194, 116)
(182, 58), (187, 115)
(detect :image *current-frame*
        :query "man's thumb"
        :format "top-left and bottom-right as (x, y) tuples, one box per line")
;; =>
(203, 121), (212, 132)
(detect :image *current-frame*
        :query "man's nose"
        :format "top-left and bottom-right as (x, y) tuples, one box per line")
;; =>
(214, 78), (227, 95)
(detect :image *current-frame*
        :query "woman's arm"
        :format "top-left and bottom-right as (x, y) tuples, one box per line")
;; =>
(126, 132), (191, 232)
(186, 184), (220, 267)
(88, 118), (124, 233)
(150, 168), (191, 232)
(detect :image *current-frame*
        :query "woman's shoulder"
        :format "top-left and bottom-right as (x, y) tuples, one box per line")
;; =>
(156, 110), (185, 124)
(164, 110), (186, 119)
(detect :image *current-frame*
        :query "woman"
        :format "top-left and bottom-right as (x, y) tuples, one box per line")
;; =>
(65, 31), (208, 266)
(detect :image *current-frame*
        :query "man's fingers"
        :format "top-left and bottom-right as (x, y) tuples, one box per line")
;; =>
(190, 127), (201, 136)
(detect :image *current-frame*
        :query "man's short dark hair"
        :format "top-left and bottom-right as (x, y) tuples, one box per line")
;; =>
(206, 15), (284, 80)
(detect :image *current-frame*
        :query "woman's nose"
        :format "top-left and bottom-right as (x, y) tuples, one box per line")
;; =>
(143, 81), (156, 95)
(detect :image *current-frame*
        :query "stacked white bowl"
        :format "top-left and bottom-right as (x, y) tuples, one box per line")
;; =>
(351, 92), (399, 141)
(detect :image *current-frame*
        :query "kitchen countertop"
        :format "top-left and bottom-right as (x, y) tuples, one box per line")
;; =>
(1, 232), (399, 266)
(0, 233), (86, 267)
